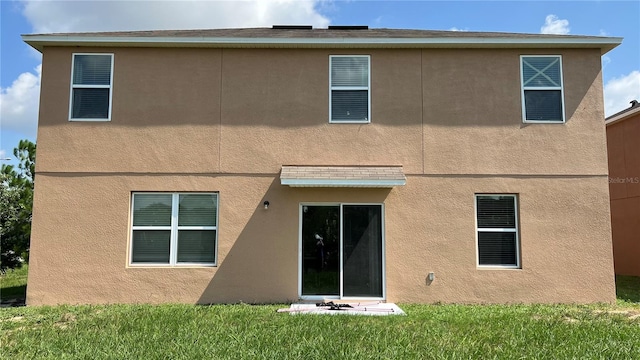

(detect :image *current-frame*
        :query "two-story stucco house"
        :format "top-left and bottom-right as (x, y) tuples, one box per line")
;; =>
(22, 26), (621, 305)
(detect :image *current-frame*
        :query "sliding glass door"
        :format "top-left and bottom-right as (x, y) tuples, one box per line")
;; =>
(300, 204), (384, 299)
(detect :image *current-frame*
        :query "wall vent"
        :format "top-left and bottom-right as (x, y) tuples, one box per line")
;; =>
(272, 25), (313, 30)
(328, 25), (369, 30)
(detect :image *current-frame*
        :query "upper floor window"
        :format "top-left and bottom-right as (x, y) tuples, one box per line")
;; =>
(520, 55), (565, 123)
(475, 194), (520, 268)
(69, 53), (113, 121)
(130, 192), (218, 266)
(330, 55), (370, 123)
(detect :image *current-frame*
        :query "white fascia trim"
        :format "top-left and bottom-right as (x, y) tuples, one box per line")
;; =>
(605, 106), (640, 126)
(281, 178), (406, 187)
(22, 35), (623, 53)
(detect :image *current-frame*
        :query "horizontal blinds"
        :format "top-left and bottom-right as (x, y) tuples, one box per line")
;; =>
(478, 232), (517, 266)
(331, 57), (369, 87)
(524, 90), (563, 121)
(178, 194), (217, 226)
(177, 230), (216, 263)
(522, 57), (561, 87)
(72, 88), (110, 119)
(476, 196), (516, 228)
(132, 194), (172, 226)
(521, 56), (563, 122)
(73, 54), (112, 85)
(71, 54), (112, 119)
(131, 230), (171, 263)
(131, 193), (218, 265)
(330, 56), (369, 122)
(331, 90), (368, 121)
(476, 195), (518, 267)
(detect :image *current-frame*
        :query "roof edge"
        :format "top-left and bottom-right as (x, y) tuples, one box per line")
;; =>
(22, 34), (623, 54)
(605, 102), (640, 126)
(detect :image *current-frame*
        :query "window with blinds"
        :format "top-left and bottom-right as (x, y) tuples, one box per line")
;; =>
(130, 193), (218, 266)
(70, 53), (113, 121)
(330, 55), (370, 123)
(475, 194), (520, 268)
(520, 55), (565, 123)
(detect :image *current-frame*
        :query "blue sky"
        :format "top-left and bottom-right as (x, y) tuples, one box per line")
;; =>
(1, 0), (639, 165)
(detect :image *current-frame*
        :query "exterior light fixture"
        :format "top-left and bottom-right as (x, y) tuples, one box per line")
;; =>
(263, 201), (270, 210)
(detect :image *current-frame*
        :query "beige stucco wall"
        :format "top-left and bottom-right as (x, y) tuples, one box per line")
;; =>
(28, 174), (614, 305)
(607, 115), (640, 276)
(423, 49), (608, 175)
(36, 47), (607, 176)
(27, 45), (615, 305)
(36, 47), (223, 174)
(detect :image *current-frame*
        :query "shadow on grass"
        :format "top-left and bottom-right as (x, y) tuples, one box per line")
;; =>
(0, 285), (26, 307)
(615, 275), (640, 303)
(1, 285), (26, 299)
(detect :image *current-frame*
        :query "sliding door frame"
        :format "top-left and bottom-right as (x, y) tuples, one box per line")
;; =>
(298, 202), (386, 301)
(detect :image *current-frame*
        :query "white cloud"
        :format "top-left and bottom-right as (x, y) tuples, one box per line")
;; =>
(449, 27), (469, 32)
(20, 0), (330, 33)
(604, 71), (640, 116)
(541, 14), (570, 35)
(0, 65), (41, 139)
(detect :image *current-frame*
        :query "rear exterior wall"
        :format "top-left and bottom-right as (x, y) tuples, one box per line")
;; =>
(27, 46), (615, 305)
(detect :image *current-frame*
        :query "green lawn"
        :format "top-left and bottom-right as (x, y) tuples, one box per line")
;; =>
(1, 269), (639, 359)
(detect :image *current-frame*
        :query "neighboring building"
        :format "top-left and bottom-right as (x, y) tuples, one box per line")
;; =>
(22, 27), (621, 305)
(606, 100), (640, 277)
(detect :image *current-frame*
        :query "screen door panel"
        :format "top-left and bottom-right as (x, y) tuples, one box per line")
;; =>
(342, 205), (383, 298)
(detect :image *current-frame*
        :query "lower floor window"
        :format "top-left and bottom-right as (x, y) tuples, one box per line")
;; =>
(130, 192), (218, 266)
(475, 194), (520, 268)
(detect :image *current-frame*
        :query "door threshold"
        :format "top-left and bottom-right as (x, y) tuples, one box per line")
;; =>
(298, 298), (385, 305)
(278, 302), (405, 316)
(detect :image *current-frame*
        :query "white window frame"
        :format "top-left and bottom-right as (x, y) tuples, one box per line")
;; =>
(129, 192), (218, 267)
(69, 53), (114, 121)
(520, 55), (565, 123)
(329, 55), (371, 124)
(474, 194), (520, 269)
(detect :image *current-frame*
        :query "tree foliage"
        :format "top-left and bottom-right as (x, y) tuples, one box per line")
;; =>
(1, 140), (36, 273)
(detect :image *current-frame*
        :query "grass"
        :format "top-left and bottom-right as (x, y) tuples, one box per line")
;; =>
(1, 270), (639, 359)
